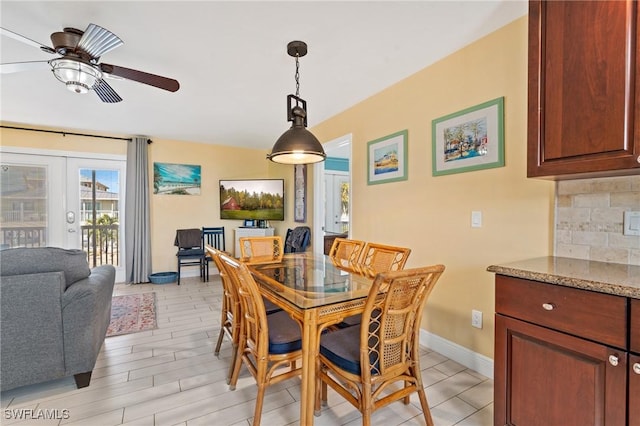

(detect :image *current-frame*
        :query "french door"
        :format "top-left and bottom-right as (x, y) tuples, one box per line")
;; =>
(1, 150), (126, 282)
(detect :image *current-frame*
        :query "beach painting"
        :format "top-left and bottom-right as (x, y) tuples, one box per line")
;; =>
(153, 162), (201, 195)
(432, 97), (504, 176)
(367, 130), (408, 185)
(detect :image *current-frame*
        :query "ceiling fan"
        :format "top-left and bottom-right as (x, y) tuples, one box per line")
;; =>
(0, 23), (180, 103)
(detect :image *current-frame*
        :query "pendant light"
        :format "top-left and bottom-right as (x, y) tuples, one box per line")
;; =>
(267, 41), (326, 164)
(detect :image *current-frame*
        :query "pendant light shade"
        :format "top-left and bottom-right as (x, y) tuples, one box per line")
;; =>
(268, 98), (326, 164)
(267, 41), (326, 165)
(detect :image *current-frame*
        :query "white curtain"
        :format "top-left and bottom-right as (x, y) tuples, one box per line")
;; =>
(125, 136), (152, 283)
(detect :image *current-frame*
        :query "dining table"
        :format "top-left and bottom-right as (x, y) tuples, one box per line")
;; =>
(247, 252), (374, 425)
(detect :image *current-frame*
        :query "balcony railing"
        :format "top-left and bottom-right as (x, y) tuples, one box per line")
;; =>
(0, 225), (119, 268)
(81, 224), (119, 267)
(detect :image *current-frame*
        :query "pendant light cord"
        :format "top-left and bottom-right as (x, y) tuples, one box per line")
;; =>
(295, 54), (300, 98)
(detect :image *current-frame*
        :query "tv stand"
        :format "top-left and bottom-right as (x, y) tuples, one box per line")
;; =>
(234, 227), (274, 256)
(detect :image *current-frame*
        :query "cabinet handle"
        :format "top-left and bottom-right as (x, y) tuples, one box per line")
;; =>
(637, 155), (640, 163)
(542, 303), (554, 311)
(634, 363), (640, 375)
(609, 355), (619, 366)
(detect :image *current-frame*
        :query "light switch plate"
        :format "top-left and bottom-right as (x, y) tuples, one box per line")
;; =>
(471, 211), (482, 228)
(624, 211), (640, 236)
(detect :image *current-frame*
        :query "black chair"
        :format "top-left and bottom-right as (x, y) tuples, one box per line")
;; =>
(284, 226), (311, 253)
(202, 226), (225, 281)
(175, 228), (206, 285)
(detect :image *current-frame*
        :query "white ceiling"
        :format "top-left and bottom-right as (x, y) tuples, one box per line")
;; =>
(0, 1), (527, 153)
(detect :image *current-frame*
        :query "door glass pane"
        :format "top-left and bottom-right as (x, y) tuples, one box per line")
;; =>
(79, 168), (120, 268)
(0, 164), (47, 248)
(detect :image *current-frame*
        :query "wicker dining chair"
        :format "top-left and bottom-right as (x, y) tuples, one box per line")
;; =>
(207, 248), (281, 383)
(220, 252), (303, 426)
(356, 242), (411, 278)
(238, 236), (284, 264)
(338, 242), (412, 328)
(206, 246), (241, 385)
(327, 237), (366, 273)
(316, 265), (446, 426)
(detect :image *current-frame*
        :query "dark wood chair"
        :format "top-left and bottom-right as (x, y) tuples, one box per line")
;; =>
(174, 228), (205, 285)
(202, 226), (225, 281)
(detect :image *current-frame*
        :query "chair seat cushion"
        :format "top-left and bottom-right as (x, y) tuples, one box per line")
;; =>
(263, 297), (283, 315)
(177, 248), (204, 257)
(336, 313), (362, 328)
(267, 311), (302, 354)
(320, 325), (361, 375)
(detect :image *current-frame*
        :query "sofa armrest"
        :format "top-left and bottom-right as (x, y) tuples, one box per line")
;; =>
(61, 265), (116, 374)
(0, 272), (66, 391)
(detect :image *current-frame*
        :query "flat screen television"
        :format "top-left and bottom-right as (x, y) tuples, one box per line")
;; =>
(219, 179), (285, 221)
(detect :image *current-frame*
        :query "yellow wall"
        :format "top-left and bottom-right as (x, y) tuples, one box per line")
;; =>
(1, 16), (555, 359)
(310, 16), (555, 357)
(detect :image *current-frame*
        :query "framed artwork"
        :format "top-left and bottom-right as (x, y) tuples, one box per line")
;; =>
(366, 129), (408, 185)
(153, 162), (201, 195)
(432, 97), (504, 176)
(294, 164), (306, 222)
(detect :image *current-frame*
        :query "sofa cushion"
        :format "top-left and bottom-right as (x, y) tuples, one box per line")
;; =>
(0, 247), (91, 288)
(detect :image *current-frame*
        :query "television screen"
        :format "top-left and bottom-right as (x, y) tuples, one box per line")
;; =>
(220, 179), (285, 221)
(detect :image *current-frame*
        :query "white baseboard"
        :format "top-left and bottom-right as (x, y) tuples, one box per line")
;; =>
(419, 330), (494, 379)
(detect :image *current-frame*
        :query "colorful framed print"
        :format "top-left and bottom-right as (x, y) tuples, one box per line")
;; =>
(432, 97), (504, 176)
(366, 129), (408, 185)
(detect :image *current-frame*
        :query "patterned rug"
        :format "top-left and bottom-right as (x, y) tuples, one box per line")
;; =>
(106, 293), (157, 337)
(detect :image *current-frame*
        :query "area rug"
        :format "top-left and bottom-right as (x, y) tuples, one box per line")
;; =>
(106, 293), (157, 337)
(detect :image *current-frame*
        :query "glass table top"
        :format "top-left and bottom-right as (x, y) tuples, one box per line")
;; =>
(248, 253), (373, 309)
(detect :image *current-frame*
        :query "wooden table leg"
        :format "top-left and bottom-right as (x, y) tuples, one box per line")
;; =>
(300, 309), (319, 425)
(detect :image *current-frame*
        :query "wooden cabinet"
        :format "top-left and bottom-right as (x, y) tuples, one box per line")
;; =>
(527, 0), (640, 179)
(631, 300), (640, 426)
(495, 275), (629, 425)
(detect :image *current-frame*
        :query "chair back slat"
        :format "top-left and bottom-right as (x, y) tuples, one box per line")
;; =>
(357, 242), (411, 278)
(203, 226), (225, 251)
(328, 237), (365, 272)
(239, 236), (284, 264)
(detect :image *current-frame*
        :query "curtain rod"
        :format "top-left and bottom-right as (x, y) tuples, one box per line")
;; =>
(0, 125), (152, 144)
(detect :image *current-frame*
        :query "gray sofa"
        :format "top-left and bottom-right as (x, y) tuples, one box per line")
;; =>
(0, 247), (115, 391)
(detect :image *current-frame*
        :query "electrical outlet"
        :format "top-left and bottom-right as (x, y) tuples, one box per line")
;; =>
(471, 310), (483, 329)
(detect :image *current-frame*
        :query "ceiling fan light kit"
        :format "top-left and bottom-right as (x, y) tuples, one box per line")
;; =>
(1, 23), (179, 103)
(267, 40), (326, 165)
(50, 58), (101, 94)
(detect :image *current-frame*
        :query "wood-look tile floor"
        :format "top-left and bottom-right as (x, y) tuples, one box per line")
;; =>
(0, 276), (494, 426)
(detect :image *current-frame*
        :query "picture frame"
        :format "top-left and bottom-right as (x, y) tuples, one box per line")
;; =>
(153, 162), (201, 195)
(366, 129), (408, 185)
(431, 97), (504, 176)
(294, 164), (306, 222)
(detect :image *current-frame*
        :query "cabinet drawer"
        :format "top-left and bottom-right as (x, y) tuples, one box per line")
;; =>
(496, 275), (627, 349)
(632, 299), (640, 353)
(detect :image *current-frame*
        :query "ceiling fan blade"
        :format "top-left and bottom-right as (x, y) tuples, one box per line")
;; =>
(100, 63), (179, 92)
(77, 24), (123, 59)
(93, 79), (123, 103)
(1, 27), (55, 54)
(0, 60), (51, 74)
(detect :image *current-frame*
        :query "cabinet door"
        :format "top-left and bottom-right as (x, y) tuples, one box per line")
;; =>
(631, 354), (640, 426)
(528, 0), (640, 178)
(495, 314), (627, 426)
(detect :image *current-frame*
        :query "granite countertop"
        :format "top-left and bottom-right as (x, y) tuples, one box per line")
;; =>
(487, 256), (640, 299)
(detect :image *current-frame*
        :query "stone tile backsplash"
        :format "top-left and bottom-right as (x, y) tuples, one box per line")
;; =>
(555, 176), (640, 266)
